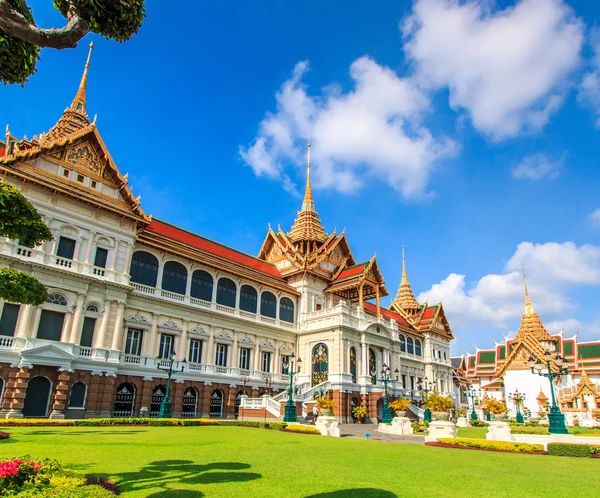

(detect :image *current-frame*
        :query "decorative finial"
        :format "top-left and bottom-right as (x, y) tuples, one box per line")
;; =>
(301, 142), (314, 212)
(402, 245), (407, 280)
(92, 114), (97, 125)
(522, 263), (533, 315)
(71, 41), (94, 114)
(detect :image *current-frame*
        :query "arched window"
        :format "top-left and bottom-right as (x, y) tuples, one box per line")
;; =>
(209, 389), (224, 418)
(369, 348), (377, 385)
(68, 382), (87, 408)
(399, 334), (406, 353)
(240, 285), (258, 313)
(216, 278), (236, 308)
(350, 347), (357, 384)
(113, 382), (136, 417)
(130, 251), (159, 287)
(149, 385), (167, 417)
(86, 304), (99, 313)
(161, 261), (187, 295)
(260, 291), (277, 318)
(312, 343), (329, 386)
(415, 339), (422, 356)
(181, 387), (198, 418)
(280, 297), (295, 323)
(0, 378), (5, 403)
(190, 270), (213, 301)
(407, 337), (414, 355)
(46, 293), (67, 306)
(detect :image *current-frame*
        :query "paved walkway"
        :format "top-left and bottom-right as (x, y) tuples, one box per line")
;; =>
(339, 423), (425, 444)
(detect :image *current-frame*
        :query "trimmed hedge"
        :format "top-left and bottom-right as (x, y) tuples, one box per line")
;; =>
(547, 442), (600, 458)
(281, 424), (321, 435)
(469, 420), (488, 427)
(433, 438), (546, 454)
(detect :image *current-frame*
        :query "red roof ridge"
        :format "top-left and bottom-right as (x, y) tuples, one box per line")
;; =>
(146, 219), (282, 279)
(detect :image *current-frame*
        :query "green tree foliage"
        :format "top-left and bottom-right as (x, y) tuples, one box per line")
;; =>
(0, 0), (40, 85)
(0, 181), (52, 305)
(0, 0), (146, 85)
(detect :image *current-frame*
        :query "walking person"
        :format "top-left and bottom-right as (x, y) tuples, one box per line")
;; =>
(313, 404), (319, 424)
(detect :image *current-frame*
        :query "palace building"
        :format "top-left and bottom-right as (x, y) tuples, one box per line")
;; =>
(0, 46), (454, 421)
(455, 274), (600, 426)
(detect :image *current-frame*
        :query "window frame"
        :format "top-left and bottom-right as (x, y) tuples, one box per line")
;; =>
(158, 333), (175, 359)
(260, 291), (277, 319)
(261, 351), (271, 372)
(124, 328), (143, 356)
(56, 236), (76, 260)
(239, 348), (251, 370)
(94, 247), (108, 268)
(215, 343), (228, 367)
(189, 339), (203, 363)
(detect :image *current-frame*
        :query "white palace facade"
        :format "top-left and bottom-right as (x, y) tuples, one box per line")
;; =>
(0, 47), (454, 421)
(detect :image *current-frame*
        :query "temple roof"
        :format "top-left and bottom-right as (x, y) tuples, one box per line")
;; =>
(324, 256), (388, 300)
(288, 143), (328, 243)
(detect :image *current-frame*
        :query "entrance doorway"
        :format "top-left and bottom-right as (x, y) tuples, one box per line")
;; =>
(23, 376), (52, 417)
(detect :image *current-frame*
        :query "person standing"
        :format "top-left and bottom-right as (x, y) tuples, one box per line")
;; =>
(313, 404), (319, 423)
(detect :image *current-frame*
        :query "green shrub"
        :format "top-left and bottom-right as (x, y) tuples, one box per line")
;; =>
(180, 418), (219, 426)
(283, 425), (321, 434)
(147, 418), (181, 426)
(511, 428), (549, 435)
(268, 422), (287, 430)
(435, 438), (545, 453)
(412, 421), (429, 433)
(547, 443), (600, 458)
(469, 419), (487, 427)
(0, 419), (74, 427)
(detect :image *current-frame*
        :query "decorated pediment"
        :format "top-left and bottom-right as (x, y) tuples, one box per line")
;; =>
(64, 141), (102, 175)
(21, 344), (76, 365)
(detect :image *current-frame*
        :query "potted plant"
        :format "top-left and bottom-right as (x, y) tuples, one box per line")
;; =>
(423, 393), (455, 420)
(315, 396), (336, 416)
(481, 398), (509, 421)
(457, 407), (467, 417)
(352, 405), (368, 423)
(389, 397), (411, 417)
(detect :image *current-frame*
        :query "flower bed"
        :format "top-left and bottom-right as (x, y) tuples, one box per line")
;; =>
(428, 438), (546, 455)
(0, 456), (118, 496)
(280, 425), (321, 435)
(0, 432), (9, 440)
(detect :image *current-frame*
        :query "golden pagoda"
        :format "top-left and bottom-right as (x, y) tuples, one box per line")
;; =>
(514, 265), (554, 342)
(390, 246), (421, 317)
(288, 143), (328, 246)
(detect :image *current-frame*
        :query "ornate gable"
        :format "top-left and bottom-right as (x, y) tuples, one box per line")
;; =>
(64, 141), (102, 175)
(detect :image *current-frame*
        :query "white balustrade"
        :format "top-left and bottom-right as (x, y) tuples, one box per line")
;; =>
(0, 337), (14, 349)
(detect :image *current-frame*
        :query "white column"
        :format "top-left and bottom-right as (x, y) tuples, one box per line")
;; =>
(109, 241), (120, 271)
(253, 337), (261, 371)
(122, 242), (134, 276)
(145, 313), (159, 356)
(93, 299), (112, 349)
(47, 229), (58, 255)
(84, 231), (96, 264)
(109, 302), (126, 350)
(232, 331), (239, 369)
(361, 337), (368, 376)
(273, 340), (280, 374)
(207, 326), (215, 365)
(29, 305), (43, 339)
(15, 305), (33, 338)
(60, 308), (74, 343)
(177, 320), (189, 359)
(69, 293), (86, 344)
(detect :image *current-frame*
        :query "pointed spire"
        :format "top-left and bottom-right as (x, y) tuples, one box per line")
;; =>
(71, 42), (94, 114)
(515, 265), (553, 342)
(391, 245), (420, 314)
(288, 142), (327, 243)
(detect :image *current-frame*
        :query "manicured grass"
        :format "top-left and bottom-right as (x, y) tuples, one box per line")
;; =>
(458, 426), (600, 439)
(0, 426), (598, 497)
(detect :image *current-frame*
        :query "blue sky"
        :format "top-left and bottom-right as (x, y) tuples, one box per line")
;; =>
(4, 0), (600, 353)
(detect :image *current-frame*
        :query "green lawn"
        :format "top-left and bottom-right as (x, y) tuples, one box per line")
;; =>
(1, 426), (598, 498)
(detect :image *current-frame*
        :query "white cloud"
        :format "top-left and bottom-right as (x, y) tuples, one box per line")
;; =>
(240, 57), (456, 198)
(590, 208), (600, 227)
(511, 153), (562, 181)
(512, 152), (564, 182)
(578, 29), (600, 128)
(419, 241), (600, 332)
(403, 0), (584, 140)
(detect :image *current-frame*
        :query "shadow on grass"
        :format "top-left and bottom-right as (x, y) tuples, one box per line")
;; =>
(115, 460), (261, 495)
(306, 490), (398, 498)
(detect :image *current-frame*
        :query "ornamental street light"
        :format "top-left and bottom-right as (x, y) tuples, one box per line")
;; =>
(283, 353), (302, 423)
(465, 387), (482, 421)
(528, 343), (569, 434)
(156, 352), (185, 419)
(376, 364), (393, 424)
(418, 377), (434, 423)
(508, 388), (526, 424)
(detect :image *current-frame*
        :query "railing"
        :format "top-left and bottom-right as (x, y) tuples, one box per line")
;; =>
(15, 247), (32, 257)
(160, 289), (185, 302)
(240, 396), (281, 418)
(190, 297), (211, 308)
(56, 257), (72, 268)
(122, 354), (141, 364)
(297, 381), (330, 401)
(74, 346), (93, 357)
(131, 282), (155, 294)
(265, 397), (281, 417)
(92, 266), (106, 277)
(239, 310), (256, 319)
(0, 337), (14, 349)
(409, 404), (424, 419)
(216, 304), (234, 314)
(187, 362), (204, 372)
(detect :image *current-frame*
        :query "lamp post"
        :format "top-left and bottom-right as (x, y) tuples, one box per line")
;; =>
(418, 377), (433, 423)
(465, 387), (482, 421)
(283, 353), (302, 423)
(156, 352), (185, 419)
(508, 388), (526, 424)
(239, 375), (250, 421)
(377, 364), (393, 424)
(528, 344), (569, 434)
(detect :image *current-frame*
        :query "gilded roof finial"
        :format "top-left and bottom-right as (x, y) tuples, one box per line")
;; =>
(71, 41), (94, 115)
(301, 142), (314, 213)
(391, 245), (420, 315)
(523, 263), (533, 315)
(402, 245), (407, 281)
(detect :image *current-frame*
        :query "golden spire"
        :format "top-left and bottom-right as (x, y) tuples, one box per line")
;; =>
(391, 245), (420, 314)
(515, 266), (553, 342)
(71, 42), (94, 114)
(288, 142), (327, 243)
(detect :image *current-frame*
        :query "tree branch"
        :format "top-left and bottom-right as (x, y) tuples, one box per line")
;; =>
(0, 0), (89, 49)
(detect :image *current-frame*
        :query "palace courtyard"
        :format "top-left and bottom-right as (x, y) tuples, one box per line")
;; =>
(0, 426), (597, 497)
